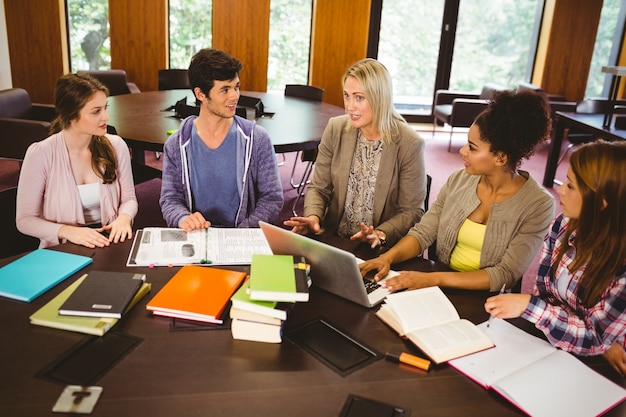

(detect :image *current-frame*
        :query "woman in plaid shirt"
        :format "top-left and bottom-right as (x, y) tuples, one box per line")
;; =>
(485, 140), (626, 376)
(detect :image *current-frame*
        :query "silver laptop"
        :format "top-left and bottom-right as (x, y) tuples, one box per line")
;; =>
(259, 221), (391, 308)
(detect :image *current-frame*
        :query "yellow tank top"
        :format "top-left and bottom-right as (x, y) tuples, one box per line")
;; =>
(449, 218), (487, 272)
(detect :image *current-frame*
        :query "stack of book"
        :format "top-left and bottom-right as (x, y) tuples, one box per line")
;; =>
(230, 254), (310, 343)
(29, 270), (151, 336)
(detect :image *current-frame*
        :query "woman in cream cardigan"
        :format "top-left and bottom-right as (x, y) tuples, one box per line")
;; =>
(360, 90), (555, 292)
(16, 73), (137, 249)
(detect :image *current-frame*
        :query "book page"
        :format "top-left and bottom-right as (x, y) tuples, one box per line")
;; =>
(206, 228), (272, 265)
(448, 319), (557, 387)
(128, 228), (206, 265)
(493, 350), (626, 417)
(408, 319), (493, 364)
(384, 286), (460, 333)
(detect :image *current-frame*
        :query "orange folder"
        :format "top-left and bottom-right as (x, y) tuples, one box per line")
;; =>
(147, 266), (246, 324)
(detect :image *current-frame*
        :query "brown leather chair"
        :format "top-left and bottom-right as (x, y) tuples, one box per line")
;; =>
(432, 83), (506, 151)
(80, 70), (140, 96)
(0, 88), (56, 160)
(158, 69), (190, 90)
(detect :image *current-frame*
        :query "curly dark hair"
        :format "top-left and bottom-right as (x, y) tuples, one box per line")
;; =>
(188, 48), (243, 96)
(473, 90), (552, 173)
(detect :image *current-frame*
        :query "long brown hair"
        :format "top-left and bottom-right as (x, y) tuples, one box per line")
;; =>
(51, 73), (118, 184)
(555, 140), (626, 307)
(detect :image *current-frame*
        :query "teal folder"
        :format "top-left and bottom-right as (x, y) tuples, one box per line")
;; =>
(0, 249), (93, 302)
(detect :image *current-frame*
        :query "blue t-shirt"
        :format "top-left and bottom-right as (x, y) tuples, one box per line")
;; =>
(188, 122), (239, 226)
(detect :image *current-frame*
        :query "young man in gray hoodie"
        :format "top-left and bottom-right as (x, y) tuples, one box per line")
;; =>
(160, 48), (283, 230)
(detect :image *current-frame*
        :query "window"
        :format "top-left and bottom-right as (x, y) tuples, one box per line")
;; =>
(584, 0), (625, 98)
(378, 0), (542, 118)
(168, 0), (213, 69)
(378, 0), (445, 115)
(67, 0), (110, 71)
(450, 0), (541, 91)
(267, 0), (313, 91)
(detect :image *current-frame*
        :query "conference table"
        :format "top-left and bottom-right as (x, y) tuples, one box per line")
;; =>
(1, 236), (624, 417)
(106, 90), (345, 166)
(542, 111), (626, 187)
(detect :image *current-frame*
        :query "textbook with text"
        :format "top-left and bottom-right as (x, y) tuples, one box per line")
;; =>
(127, 227), (272, 266)
(375, 286), (494, 364)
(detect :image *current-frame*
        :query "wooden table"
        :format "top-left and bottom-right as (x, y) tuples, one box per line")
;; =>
(542, 111), (626, 187)
(106, 90), (345, 165)
(1, 237), (624, 417)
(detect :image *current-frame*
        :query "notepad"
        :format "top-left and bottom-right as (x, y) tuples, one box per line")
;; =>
(0, 249), (93, 302)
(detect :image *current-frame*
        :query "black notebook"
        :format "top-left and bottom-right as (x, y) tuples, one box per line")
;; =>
(59, 271), (146, 319)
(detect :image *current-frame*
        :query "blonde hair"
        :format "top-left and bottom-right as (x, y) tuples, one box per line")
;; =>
(342, 58), (406, 144)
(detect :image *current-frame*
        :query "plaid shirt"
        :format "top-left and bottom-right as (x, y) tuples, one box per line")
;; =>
(522, 214), (626, 355)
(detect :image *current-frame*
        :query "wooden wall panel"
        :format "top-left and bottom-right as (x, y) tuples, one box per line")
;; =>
(109, 0), (167, 92)
(533, 0), (602, 101)
(212, 0), (270, 92)
(310, 0), (371, 107)
(5, 0), (67, 103)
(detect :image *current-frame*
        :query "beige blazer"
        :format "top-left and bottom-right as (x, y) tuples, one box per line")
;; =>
(304, 114), (426, 246)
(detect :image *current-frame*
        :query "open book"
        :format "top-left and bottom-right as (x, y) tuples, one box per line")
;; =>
(449, 318), (626, 417)
(375, 286), (494, 364)
(126, 227), (272, 266)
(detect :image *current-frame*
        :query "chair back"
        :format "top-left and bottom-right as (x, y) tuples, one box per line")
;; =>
(517, 82), (544, 95)
(0, 88), (34, 119)
(80, 70), (132, 96)
(576, 99), (612, 114)
(479, 83), (506, 100)
(158, 69), (190, 90)
(285, 84), (324, 102)
(0, 187), (40, 258)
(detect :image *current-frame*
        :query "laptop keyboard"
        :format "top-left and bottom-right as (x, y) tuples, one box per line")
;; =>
(362, 277), (381, 294)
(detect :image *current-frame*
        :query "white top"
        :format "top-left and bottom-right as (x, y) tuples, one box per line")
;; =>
(77, 182), (101, 225)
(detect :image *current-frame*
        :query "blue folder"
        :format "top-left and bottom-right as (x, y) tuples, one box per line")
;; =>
(0, 249), (93, 302)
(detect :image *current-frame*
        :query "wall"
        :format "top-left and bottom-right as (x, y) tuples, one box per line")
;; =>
(4, 0), (68, 103)
(533, 0), (603, 101)
(212, 0), (270, 93)
(109, 0), (167, 92)
(0, 0), (11, 89)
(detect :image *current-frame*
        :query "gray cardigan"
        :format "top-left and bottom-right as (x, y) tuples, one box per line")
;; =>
(408, 169), (555, 291)
(304, 114), (426, 246)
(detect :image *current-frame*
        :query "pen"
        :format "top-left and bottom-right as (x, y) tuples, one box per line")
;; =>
(385, 352), (431, 372)
(487, 283), (507, 328)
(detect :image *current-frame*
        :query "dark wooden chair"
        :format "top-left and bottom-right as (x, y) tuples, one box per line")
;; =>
(80, 70), (140, 96)
(284, 84), (325, 192)
(0, 187), (40, 258)
(0, 88), (56, 160)
(158, 69), (190, 90)
(432, 83), (506, 151)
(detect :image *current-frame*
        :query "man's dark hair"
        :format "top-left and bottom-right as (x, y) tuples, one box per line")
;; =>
(188, 48), (243, 96)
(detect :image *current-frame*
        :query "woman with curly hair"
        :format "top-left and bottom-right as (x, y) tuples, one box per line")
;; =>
(360, 89), (555, 292)
(485, 140), (626, 375)
(16, 73), (138, 248)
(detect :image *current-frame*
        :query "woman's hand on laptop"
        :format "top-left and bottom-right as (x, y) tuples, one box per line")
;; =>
(359, 256), (392, 282)
(283, 215), (320, 235)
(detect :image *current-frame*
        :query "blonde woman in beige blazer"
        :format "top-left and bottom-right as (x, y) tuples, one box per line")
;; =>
(285, 59), (426, 248)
